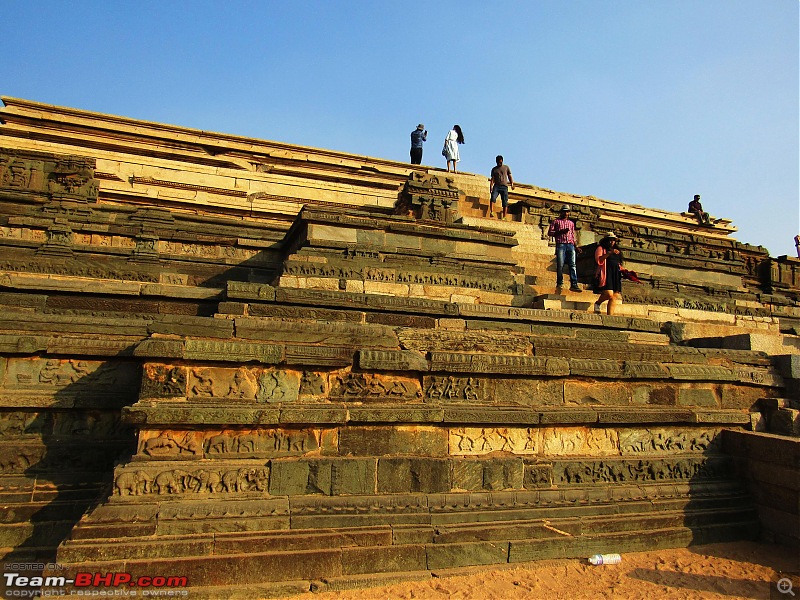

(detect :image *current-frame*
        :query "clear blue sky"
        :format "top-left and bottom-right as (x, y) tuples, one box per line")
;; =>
(2, 0), (797, 256)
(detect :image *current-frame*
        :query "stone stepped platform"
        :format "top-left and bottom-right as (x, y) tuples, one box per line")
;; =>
(0, 125), (797, 596)
(54, 483), (757, 595)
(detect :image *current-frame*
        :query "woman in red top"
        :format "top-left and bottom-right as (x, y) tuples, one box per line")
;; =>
(594, 233), (623, 315)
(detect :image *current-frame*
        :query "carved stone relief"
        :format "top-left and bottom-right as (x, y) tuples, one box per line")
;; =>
(114, 465), (270, 496)
(540, 428), (619, 456)
(0, 153), (98, 200)
(618, 428), (721, 455)
(449, 427), (538, 455)
(0, 412), (44, 437)
(329, 372), (420, 401)
(136, 428), (320, 459)
(426, 376), (485, 402)
(555, 456), (732, 484)
(147, 365), (303, 403)
(4, 358), (132, 391)
(299, 371), (327, 397)
(398, 330), (531, 354)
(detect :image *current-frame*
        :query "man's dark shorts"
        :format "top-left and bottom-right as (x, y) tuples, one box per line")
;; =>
(490, 185), (509, 207)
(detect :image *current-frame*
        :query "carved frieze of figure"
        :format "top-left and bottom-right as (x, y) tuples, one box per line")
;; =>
(191, 369), (215, 397)
(256, 370), (292, 403)
(191, 469), (221, 493)
(0, 412), (41, 437)
(207, 433), (235, 455)
(453, 428), (473, 452)
(38, 359), (62, 384)
(141, 365), (187, 398)
(142, 433), (179, 456)
(115, 470), (153, 496)
(154, 469), (190, 494)
(226, 368), (256, 399)
(236, 434), (259, 454)
(299, 371), (326, 396)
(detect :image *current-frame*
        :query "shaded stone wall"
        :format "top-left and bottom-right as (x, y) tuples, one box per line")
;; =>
(723, 430), (800, 548)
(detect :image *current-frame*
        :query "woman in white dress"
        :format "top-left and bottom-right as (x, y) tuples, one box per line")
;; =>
(442, 125), (464, 172)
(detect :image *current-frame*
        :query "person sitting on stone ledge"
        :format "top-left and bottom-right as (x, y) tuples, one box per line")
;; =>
(688, 194), (712, 225)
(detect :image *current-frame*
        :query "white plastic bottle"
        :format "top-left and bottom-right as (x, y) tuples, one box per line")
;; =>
(589, 553), (622, 565)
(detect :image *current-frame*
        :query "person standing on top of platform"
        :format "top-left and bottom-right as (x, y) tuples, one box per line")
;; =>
(410, 124), (427, 165)
(442, 125), (464, 173)
(795, 234), (800, 259)
(548, 204), (582, 292)
(489, 155), (514, 219)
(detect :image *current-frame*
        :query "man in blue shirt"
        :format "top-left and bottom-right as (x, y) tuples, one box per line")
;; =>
(410, 124), (427, 165)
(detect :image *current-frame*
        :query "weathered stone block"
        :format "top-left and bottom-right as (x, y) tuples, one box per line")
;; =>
(774, 354), (800, 379)
(491, 378), (564, 407)
(358, 349), (429, 372)
(632, 385), (677, 406)
(235, 318), (396, 348)
(269, 460), (309, 496)
(426, 540), (510, 570)
(339, 426), (448, 457)
(341, 544), (426, 575)
(366, 313), (436, 328)
(148, 315), (233, 338)
(451, 458), (524, 491)
(348, 406), (443, 423)
(677, 388), (718, 408)
(539, 409), (597, 425)
(377, 458), (450, 493)
(442, 408), (540, 425)
(564, 381), (631, 406)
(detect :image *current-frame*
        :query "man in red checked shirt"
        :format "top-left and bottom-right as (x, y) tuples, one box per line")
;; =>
(548, 204), (582, 292)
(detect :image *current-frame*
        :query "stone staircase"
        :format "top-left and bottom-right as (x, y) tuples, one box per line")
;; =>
(0, 141), (796, 597)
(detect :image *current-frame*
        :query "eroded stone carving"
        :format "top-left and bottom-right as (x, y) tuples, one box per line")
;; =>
(141, 365), (187, 398)
(299, 371), (326, 397)
(556, 456), (731, 484)
(137, 428), (319, 458)
(5, 358), (126, 391)
(541, 428), (619, 456)
(426, 376), (484, 402)
(618, 428), (720, 454)
(114, 465), (271, 496)
(449, 427), (538, 455)
(329, 373), (419, 400)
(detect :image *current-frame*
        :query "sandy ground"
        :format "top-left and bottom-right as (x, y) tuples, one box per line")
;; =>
(292, 541), (798, 600)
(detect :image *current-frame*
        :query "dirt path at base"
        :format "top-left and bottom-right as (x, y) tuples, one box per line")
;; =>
(291, 541), (798, 600)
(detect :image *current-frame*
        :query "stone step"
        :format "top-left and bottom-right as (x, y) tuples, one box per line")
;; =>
(55, 514), (759, 593)
(58, 488), (753, 553)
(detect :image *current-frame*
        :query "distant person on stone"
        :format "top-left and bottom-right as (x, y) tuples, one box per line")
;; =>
(547, 204), (582, 292)
(410, 124), (427, 165)
(442, 125), (464, 173)
(489, 155), (514, 219)
(795, 235), (800, 259)
(688, 194), (711, 225)
(593, 232), (623, 315)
